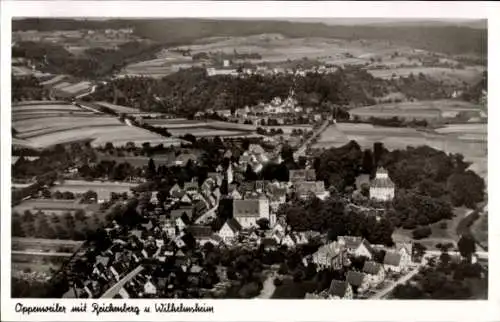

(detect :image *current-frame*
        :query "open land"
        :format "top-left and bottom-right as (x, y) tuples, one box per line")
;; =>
(314, 122), (487, 181)
(50, 180), (137, 201)
(13, 199), (99, 216)
(12, 102), (180, 149)
(119, 34), (484, 81)
(349, 100), (484, 121)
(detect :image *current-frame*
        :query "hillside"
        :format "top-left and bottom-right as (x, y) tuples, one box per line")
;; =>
(13, 19), (487, 56)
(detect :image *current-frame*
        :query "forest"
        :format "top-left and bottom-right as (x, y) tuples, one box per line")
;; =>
(13, 18), (487, 56)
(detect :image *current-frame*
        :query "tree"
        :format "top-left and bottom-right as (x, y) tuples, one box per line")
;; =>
(412, 226), (432, 239)
(256, 218), (270, 230)
(447, 171), (485, 208)
(362, 149), (374, 175)
(74, 209), (86, 222)
(147, 158), (157, 179)
(457, 234), (476, 262)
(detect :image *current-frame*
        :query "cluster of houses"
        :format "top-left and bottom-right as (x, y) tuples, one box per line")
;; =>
(304, 237), (413, 299)
(205, 60), (337, 78)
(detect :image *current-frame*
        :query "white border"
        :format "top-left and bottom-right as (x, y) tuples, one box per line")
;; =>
(1, 1), (499, 322)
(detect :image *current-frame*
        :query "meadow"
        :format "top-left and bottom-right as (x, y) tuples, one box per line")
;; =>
(50, 180), (137, 201)
(349, 100), (483, 121)
(368, 66), (484, 85)
(314, 122), (487, 180)
(12, 102), (173, 149)
(13, 199), (97, 216)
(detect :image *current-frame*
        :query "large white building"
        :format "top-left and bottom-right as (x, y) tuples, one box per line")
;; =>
(369, 167), (395, 201)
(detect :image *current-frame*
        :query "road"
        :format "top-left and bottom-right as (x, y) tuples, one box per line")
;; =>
(293, 120), (330, 160)
(369, 249), (489, 299)
(100, 265), (144, 298)
(256, 271), (277, 299)
(12, 250), (74, 257)
(370, 265), (421, 299)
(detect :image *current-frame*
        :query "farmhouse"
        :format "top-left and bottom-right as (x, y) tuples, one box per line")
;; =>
(328, 280), (353, 299)
(362, 261), (386, 286)
(369, 167), (395, 201)
(383, 251), (408, 273)
(346, 270), (370, 293)
(337, 236), (375, 259)
(309, 241), (346, 270)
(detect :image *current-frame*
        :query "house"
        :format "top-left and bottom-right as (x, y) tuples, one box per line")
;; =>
(337, 236), (374, 259)
(310, 241), (346, 270)
(369, 167), (395, 201)
(184, 181), (199, 195)
(218, 218), (242, 243)
(258, 237), (279, 251)
(187, 225), (213, 244)
(248, 144), (265, 155)
(355, 174), (371, 191)
(144, 281), (157, 295)
(383, 251), (407, 273)
(395, 242), (413, 264)
(268, 188), (287, 212)
(174, 153), (197, 167)
(280, 232), (308, 248)
(346, 271), (370, 293)
(233, 198), (269, 229)
(289, 169), (316, 182)
(327, 280), (353, 299)
(175, 216), (189, 231)
(294, 181), (329, 200)
(362, 261), (386, 287)
(169, 184), (182, 197)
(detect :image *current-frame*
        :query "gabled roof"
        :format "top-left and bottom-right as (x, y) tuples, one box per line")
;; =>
(338, 236), (363, 249)
(170, 207), (193, 220)
(370, 177), (395, 189)
(96, 255), (110, 267)
(184, 182), (199, 191)
(346, 271), (366, 287)
(362, 261), (384, 275)
(384, 251), (402, 266)
(223, 218), (242, 233)
(187, 225), (213, 239)
(328, 280), (349, 297)
(289, 169), (316, 182)
(314, 241), (343, 259)
(295, 181), (326, 195)
(233, 199), (260, 218)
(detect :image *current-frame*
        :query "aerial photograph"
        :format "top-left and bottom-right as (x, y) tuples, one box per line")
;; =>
(11, 18), (487, 300)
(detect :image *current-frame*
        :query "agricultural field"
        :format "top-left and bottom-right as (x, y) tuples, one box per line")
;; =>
(348, 99), (484, 121)
(50, 180), (137, 201)
(12, 199), (99, 216)
(12, 102), (176, 149)
(314, 122), (487, 180)
(120, 34), (471, 77)
(262, 124), (313, 134)
(143, 118), (258, 137)
(368, 66), (485, 85)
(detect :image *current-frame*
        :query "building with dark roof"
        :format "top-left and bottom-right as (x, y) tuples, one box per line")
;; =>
(383, 251), (407, 272)
(369, 167), (395, 201)
(346, 271), (369, 293)
(233, 198), (269, 229)
(328, 280), (353, 299)
(289, 169), (316, 182)
(294, 181), (329, 200)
